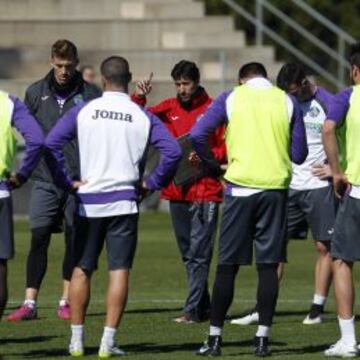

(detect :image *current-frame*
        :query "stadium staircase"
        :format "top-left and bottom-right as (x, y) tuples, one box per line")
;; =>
(0, 0), (284, 214)
(0, 0), (282, 104)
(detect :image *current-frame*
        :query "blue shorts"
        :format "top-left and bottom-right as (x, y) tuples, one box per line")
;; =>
(74, 213), (139, 272)
(0, 197), (14, 260)
(218, 191), (287, 266)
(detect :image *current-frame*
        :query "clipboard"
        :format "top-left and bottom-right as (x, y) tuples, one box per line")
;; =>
(173, 134), (207, 186)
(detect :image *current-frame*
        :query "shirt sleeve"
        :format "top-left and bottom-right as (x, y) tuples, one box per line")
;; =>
(288, 95), (308, 164)
(210, 126), (227, 164)
(10, 95), (44, 180)
(44, 104), (84, 189)
(131, 93), (147, 107)
(314, 87), (334, 116)
(327, 88), (352, 126)
(144, 111), (182, 190)
(188, 91), (229, 173)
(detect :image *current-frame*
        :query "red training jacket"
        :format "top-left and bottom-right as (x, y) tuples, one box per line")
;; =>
(132, 89), (226, 202)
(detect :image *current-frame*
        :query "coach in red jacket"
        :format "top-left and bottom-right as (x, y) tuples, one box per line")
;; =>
(133, 60), (226, 323)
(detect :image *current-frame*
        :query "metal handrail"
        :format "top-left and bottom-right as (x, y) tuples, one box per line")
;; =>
(263, 1), (348, 68)
(222, 0), (338, 85)
(292, 0), (355, 44)
(221, 0), (355, 89)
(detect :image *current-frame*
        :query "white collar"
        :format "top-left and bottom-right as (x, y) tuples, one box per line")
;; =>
(103, 91), (129, 98)
(245, 77), (273, 89)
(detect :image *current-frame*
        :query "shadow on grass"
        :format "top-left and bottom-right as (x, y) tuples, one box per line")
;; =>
(125, 307), (182, 314)
(227, 310), (310, 321)
(6, 305), (56, 311)
(84, 339), (286, 355)
(0, 335), (57, 345)
(20, 348), (68, 358)
(271, 343), (330, 355)
(86, 311), (106, 317)
(220, 342), (327, 357)
(275, 310), (311, 317)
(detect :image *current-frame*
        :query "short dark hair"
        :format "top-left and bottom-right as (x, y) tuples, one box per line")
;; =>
(349, 42), (360, 67)
(171, 60), (200, 82)
(238, 62), (267, 80)
(276, 63), (306, 91)
(100, 56), (132, 86)
(51, 39), (78, 60)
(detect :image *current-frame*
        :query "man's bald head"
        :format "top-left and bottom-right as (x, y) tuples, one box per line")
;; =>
(100, 56), (132, 89)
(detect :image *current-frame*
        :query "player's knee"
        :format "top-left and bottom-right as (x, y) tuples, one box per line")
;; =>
(30, 226), (52, 251)
(0, 258), (7, 267)
(72, 266), (92, 279)
(314, 241), (330, 256)
(256, 263), (278, 272)
(31, 226), (52, 239)
(216, 264), (239, 275)
(333, 258), (353, 269)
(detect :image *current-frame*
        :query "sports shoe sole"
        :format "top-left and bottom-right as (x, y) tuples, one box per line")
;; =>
(69, 350), (84, 357)
(230, 313), (259, 326)
(302, 315), (322, 325)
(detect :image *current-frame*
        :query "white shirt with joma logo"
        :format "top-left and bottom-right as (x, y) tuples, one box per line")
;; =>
(76, 92), (151, 216)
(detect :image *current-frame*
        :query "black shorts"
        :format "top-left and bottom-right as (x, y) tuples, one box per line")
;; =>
(287, 186), (337, 241)
(331, 194), (360, 262)
(74, 213), (139, 273)
(29, 181), (76, 231)
(218, 191), (287, 265)
(0, 197), (14, 260)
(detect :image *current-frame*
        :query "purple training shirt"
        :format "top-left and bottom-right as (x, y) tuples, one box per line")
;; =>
(326, 87), (353, 126)
(314, 87), (334, 114)
(0, 95), (44, 191)
(45, 99), (182, 200)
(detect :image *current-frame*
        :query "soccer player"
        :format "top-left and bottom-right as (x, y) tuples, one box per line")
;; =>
(231, 63), (336, 327)
(322, 43), (360, 357)
(45, 56), (181, 357)
(80, 65), (97, 85)
(7, 39), (101, 322)
(133, 60), (226, 323)
(190, 62), (307, 356)
(0, 90), (44, 319)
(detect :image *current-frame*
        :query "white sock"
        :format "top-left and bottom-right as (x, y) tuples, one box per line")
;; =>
(24, 299), (36, 308)
(59, 299), (68, 306)
(101, 327), (116, 346)
(256, 325), (270, 338)
(209, 326), (222, 336)
(71, 325), (84, 343)
(313, 294), (326, 306)
(338, 316), (356, 346)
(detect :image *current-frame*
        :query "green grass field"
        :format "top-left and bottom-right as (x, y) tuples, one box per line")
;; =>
(1, 212), (359, 359)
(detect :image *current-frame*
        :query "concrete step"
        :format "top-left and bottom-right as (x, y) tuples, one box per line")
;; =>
(0, 0), (202, 20)
(7, 47), (276, 80)
(0, 72), (285, 105)
(0, 78), (238, 105)
(0, 17), (234, 50)
(161, 31), (245, 49)
(119, 1), (204, 19)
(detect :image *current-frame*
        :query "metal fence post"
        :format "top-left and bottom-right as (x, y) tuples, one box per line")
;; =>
(337, 35), (346, 89)
(256, 0), (263, 46)
(219, 49), (226, 91)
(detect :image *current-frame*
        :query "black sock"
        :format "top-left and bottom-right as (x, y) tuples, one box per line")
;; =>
(309, 303), (324, 318)
(210, 264), (239, 327)
(256, 263), (279, 327)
